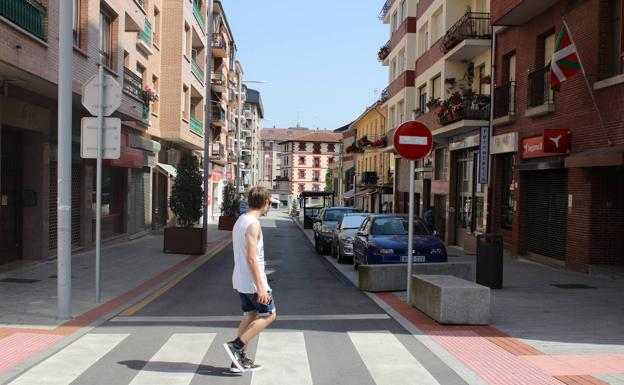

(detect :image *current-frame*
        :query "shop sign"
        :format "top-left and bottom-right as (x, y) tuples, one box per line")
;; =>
(226, 171), (232, 180)
(543, 129), (570, 154)
(521, 136), (558, 159)
(449, 134), (480, 151)
(105, 146), (143, 168)
(478, 126), (489, 184)
(490, 132), (518, 154)
(210, 172), (223, 182)
(431, 180), (449, 195)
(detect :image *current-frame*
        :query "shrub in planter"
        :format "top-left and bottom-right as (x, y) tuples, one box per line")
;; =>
(218, 181), (240, 230)
(164, 153), (205, 254)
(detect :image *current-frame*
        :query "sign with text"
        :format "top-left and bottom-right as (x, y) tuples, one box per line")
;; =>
(393, 121), (433, 161)
(490, 132), (519, 154)
(478, 126), (490, 184)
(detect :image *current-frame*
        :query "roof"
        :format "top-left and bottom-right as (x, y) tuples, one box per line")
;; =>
(260, 128), (310, 141)
(334, 122), (354, 133)
(244, 87), (264, 118)
(279, 131), (342, 144)
(350, 100), (386, 129)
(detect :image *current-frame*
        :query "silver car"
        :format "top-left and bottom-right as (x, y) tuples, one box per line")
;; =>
(331, 213), (370, 263)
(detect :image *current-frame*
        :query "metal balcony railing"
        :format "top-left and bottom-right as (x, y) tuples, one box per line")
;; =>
(211, 107), (225, 122)
(378, 41), (390, 62)
(0, 0), (47, 40)
(211, 142), (223, 157)
(527, 66), (554, 107)
(192, 0), (206, 32)
(123, 67), (144, 100)
(438, 94), (490, 126)
(441, 12), (491, 54)
(191, 60), (204, 81)
(212, 32), (226, 49)
(360, 171), (379, 185)
(189, 116), (203, 136)
(211, 72), (225, 86)
(493, 81), (515, 118)
(380, 86), (389, 103)
(138, 18), (152, 47)
(378, 0), (394, 20)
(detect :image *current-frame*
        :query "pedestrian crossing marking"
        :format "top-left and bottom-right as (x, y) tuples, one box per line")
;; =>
(127, 333), (215, 385)
(251, 332), (314, 385)
(349, 331), (441, 385)
(7, 333), (128, 385)
(111, 314), (390, 323)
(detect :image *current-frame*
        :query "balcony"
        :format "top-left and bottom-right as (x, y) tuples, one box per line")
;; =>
(211, 72), (225, 92)
(437, 92), (490, 126)
(378, 0), (395, 21)
(378, 41), (390, 63)
(212, 32), (227, 57)
(441, 12), (491, 61)
(241, 149), (252, 157)
(123, 67), (143, 100)
(241, 128), (252, 137)
(211, 106), (226, 126)
(0, 0), (47, 41)
(379, 86), (389, 103)
(492, 0), (559, 26)
(137, 18), (152, 53)
(493, 81), (515, 126)
(526, 66), (555, 118)
(191, 60), (204, 82)
(360, 171), (379, 185)
(189, 116), (203, 136)
(192, 0), (206, 32)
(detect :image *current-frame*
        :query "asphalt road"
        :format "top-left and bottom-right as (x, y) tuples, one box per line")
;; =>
(5, 211), (468, 385)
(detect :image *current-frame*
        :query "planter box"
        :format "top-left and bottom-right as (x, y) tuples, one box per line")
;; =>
(218, 215), (237, 231)
(163, 227), (205, 255)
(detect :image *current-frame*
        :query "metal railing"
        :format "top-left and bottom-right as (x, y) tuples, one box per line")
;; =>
(211, 142), (223, 157)
(380, 86), (389, 103)
(527, 66), (554, 107)
(378, 0), (395, 20)
(212, 32), (226, 49)
(138, 18), (152, 47)
(123, 67), (143, 100)
(361, 171), (379, 185)
(135, 0), (146, 7)
(192, 0), (205, 32)
(211, 106), (225, 122)
(438, 94), (490, 125)
(211, 72), (225, 86)
(0, 0), (47, 40)
(189, 116), (203, 135)
(191, 60), (204, 81)
(441, 12), (491, 54)
(378, 40), (390, 62)
(493, 81), (515, 118)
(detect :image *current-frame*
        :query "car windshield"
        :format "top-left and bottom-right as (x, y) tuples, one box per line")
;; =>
(370, 217), (430, 236)
(323, 210), (351, 221)
(341, 215), (367, 229)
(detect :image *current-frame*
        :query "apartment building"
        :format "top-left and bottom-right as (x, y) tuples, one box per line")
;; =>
(379, 0), (492, 247)
(240, 85), (264, 189)
(488, 0), (624, 271)
(0, 0), (163, 263)
(347, 101), (394, 213)
(278, 131), (341, 204)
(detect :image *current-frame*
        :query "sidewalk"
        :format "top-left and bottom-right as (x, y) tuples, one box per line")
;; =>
(293, 216), (624, 385)
(0, 225), (232, 378)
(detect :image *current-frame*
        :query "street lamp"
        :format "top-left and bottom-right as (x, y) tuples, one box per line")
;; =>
(236, 79), (267, 193)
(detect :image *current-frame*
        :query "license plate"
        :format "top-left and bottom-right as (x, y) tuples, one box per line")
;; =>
(401, 255), (426, 263)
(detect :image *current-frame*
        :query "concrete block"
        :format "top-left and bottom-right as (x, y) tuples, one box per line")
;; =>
(358, 262), (473, 292)
(410, 275), (490, 325)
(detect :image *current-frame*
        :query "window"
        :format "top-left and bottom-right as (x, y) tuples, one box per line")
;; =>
(313, 143), (321, 154)
(434, 147), (449, 180)
(154, 7), (161, 46)
(299, 184), (305, 193)
(313, 157), (320, 167)
(99, 8), (113, 68)
(397, 101), (404, 124)
(299, 170), (305, 179)
(299, 156), (306, 165)
(500, 154), (515, 230)
(184, 23), (191, 58)
(313, 171), (320, 182)
(418, 23), (429, 56)
(431, 75), (441, 102)
(329, 157), (334, 164)
(390, 58), (397, 80)
(328, 143), (335, 152)
(401, 0), (407, 21)
(313, 185), (320, 192)
(607, 0), (624, 76)
(398, 50), (405, 74)
(182, 85), (189, 119)
(477, 64), (486, 94)
(391, 11), (398, 32)
(298, 142), (306, 151)
(418, 85), (427, 112)
(431, 8), (443, 42)
(152, 75), (159, 114)
(73, 0), (81, 46)
(389, 106), (395, 128)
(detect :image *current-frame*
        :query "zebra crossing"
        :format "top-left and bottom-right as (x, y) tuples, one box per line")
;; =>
(5, 330), (446, 385)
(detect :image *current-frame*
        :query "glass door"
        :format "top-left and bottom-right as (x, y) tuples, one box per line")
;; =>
(455, 150), (474, 246)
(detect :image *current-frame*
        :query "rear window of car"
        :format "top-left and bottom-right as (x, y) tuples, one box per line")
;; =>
(323, 209), (354, 221)
(340, 215), (367, 229)
(370, 217), (429, 236)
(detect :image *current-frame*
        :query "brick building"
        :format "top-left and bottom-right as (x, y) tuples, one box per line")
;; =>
(488, 0), (624, 271)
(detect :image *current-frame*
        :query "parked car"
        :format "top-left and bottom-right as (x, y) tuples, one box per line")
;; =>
(313, 207), (359, 254)
(352, 214), (447, 269)
(331, 213), (370, 263)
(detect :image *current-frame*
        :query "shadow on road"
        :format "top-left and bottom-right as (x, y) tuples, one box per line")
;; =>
(117, 360), (236, 377)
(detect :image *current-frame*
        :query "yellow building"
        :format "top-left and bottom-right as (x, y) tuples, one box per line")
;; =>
(349, 101), (394, 213)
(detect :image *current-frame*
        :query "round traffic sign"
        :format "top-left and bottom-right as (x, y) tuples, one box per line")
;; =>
(393, 121), (433, 160)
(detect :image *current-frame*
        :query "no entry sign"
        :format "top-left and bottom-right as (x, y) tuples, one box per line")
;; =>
(393, 121), (433, 160)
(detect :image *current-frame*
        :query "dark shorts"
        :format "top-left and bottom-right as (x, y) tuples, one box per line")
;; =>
(239, 291), (276, 317)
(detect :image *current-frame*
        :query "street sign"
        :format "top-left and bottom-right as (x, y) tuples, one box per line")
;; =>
(478, 126), (489, 185)
(81, 74), (122, 116)
(80, 117), (121, 159)
(393, 121), (433, 161)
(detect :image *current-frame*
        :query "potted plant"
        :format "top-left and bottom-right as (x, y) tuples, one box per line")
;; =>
(426, 97), (441, 110)
(164, 153), (205, 254)
(218, 181), (240, 230)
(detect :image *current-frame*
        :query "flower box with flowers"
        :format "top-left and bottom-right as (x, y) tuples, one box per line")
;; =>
(142, 86), (159, 104)
(372, 137), (387, 147)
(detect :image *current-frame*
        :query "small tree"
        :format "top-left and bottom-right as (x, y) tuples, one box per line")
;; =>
(221, 181), (240, 217)
(325, 169), (333, 192)
(169, 153), (203, 227)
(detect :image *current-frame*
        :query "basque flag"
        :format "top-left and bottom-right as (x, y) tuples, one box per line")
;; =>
(549, 24), (581, 88)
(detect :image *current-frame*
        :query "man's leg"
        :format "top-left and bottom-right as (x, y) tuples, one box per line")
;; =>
(237, 313), (258, 352)
(239, 311), (276, 344)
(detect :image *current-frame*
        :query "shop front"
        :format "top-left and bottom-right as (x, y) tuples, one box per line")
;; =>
(489, 132), (519, 249)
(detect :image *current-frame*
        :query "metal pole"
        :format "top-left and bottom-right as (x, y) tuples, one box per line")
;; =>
(406, 159), (415, 304)
(236, 71), (242, 193)
(202, 0), (214, 245)
(58, 0), (73, 320)
(95, 65), (104, 303)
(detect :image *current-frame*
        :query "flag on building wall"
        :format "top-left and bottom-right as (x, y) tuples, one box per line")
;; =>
(549, 24), (581, 88)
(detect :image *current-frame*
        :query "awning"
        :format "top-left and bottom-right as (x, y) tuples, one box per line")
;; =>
(354, 188), (375, 197)
(342, 189), (355, 199)
(155, 163), (177, 178)
(565, 146), (624, 168)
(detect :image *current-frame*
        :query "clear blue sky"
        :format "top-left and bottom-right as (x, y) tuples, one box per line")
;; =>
(223, 1), (388, 130)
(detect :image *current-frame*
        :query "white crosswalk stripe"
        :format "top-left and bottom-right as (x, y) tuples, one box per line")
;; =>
(349, 331), (441, 385)
(251, 332), (314, 385)
(128, 333), (215, 385)
(8, 334), (129, 385)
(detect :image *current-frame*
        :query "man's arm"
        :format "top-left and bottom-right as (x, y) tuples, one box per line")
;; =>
(245, 223), (270, 305)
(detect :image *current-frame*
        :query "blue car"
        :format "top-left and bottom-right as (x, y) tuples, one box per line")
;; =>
(352, 214), (447, 269)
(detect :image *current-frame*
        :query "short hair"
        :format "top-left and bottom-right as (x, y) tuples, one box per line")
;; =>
(248, 186), (270, 209)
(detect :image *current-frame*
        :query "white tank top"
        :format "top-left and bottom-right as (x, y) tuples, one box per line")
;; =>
(232, 214), (270, 294)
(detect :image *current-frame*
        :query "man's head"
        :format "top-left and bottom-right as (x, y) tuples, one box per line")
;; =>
(248, 186), (271, 214)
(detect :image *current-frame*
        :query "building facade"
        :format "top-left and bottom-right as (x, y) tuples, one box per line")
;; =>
(240, 86), (264, 190)
(488, 0), (624, 271)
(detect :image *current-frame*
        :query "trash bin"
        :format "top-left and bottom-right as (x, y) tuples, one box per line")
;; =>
(476, 234), (503, 289)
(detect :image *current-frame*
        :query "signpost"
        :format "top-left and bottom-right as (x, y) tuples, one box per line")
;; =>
(393, 121), (433, 304)
(80, 67), (122, 303)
